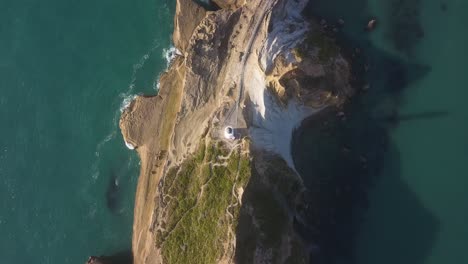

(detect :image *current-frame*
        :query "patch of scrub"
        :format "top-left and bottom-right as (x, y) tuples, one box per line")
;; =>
(156, 139), (251, 264)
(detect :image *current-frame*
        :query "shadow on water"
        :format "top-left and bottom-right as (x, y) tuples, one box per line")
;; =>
(86, 250), (133, 264)
(290, 0), (440, 263)
(292, 107), (441, 263)
(385, 0), (425, 56)
(303, 0), (425, 56)
(106, 171), (122, 214)
(102, 154), (137, 215)
(193, 0), (221, 11)
(233, 0), (440, 263)
(356, 142), (440, 264)
(378, 110), (449, 127)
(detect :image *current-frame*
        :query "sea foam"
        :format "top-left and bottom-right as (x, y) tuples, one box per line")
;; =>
(154, 44), (182, 92)
(125, 141), (135, 150)
(162, 45), (182, 69)
(119, 94), (137, 113)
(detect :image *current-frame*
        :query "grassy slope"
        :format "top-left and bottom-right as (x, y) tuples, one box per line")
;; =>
(156, 140), (308, 264)
(157, 139), (251, 264)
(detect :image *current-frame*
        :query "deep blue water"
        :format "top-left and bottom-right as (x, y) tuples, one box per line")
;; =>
(296, 0), (468, 263)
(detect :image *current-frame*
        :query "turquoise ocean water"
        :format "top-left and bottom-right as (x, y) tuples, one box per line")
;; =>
(2, 0), (467, 263)
(356, 1), (468, 263)
(0, 0), (174, 263)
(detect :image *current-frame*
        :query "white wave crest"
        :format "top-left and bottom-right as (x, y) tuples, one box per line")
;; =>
(153, 79), (160, 92)
(127, 41), (160, 92)
(119, 93), (137, 113)
(153, 45), (182, 92)
(90, 131), (117, 181)
(125, 141), (135, 150)
(162, 45), (182, 69)
(95, 131), (116, 157)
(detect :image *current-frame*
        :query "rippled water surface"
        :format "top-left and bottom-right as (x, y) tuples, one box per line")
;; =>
(298, 0), (468, 263)
(0, 0), (174, 262)
(2, 0), (467, 263)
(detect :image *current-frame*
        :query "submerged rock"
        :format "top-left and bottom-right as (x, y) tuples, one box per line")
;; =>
(85, 251), (132, 264)
(366, 18), (377, 31)
(86, 256), (107, 264)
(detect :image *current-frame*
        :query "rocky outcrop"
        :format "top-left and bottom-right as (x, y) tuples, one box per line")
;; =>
(86, 256), (107, 264)
(266, 34), (353, 109)
(172, 0), (207, 53)
(212, 0), (245, 9)
(85, 252), (132, 264)
(119, 0), (354, 263)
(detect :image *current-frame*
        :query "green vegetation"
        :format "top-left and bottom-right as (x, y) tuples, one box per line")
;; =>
(159, 63), (185, 149)
(158, 139), (252, 264)
(295, 31), (340, 63)
(158, 140), (308, 263)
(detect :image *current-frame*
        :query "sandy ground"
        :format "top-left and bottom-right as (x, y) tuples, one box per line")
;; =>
(246, 60), (319, 171)
(244, 0), (320, 172)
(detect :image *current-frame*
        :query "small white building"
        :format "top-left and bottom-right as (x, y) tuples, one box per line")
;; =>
(224, 126), (235, 140)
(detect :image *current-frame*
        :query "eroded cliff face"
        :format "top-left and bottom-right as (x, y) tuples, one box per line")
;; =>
(211, 0), (245, 10)
(119, 0), (353, 263)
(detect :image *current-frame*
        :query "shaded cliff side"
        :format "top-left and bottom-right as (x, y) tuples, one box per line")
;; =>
(119, 0), (354, 263)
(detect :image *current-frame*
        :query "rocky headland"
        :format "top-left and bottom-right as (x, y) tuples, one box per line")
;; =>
(118, 0), (354, 263)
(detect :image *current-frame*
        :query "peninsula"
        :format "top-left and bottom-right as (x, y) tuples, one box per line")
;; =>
(119, 0), (353, 263)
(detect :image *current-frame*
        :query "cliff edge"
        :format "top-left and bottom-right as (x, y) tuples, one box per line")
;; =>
(119, 0), (353, 263)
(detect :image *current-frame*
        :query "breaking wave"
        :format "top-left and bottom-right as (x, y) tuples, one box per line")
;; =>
(162, 45), (181, 69)
(119, 40), (161, 112)
(154, 44), (182, 92)
(95, 131), (116, 158)
(119, 93), (137, 113)
(128, 41), (160, 93)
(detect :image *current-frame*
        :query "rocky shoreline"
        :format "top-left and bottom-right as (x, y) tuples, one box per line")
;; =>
(112, 0), (358, 263)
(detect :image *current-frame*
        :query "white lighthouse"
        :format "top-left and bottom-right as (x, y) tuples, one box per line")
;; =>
(224, 126), (235, 140)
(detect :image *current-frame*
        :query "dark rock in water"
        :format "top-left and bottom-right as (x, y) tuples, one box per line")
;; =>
(366, 18), (377, 31)
(386, 0), (425, 56)
(86, 256), (107, 264)
(106, 173), (121, 214)
(85, 251), (133, 264)
(192, 0), (221, 11)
